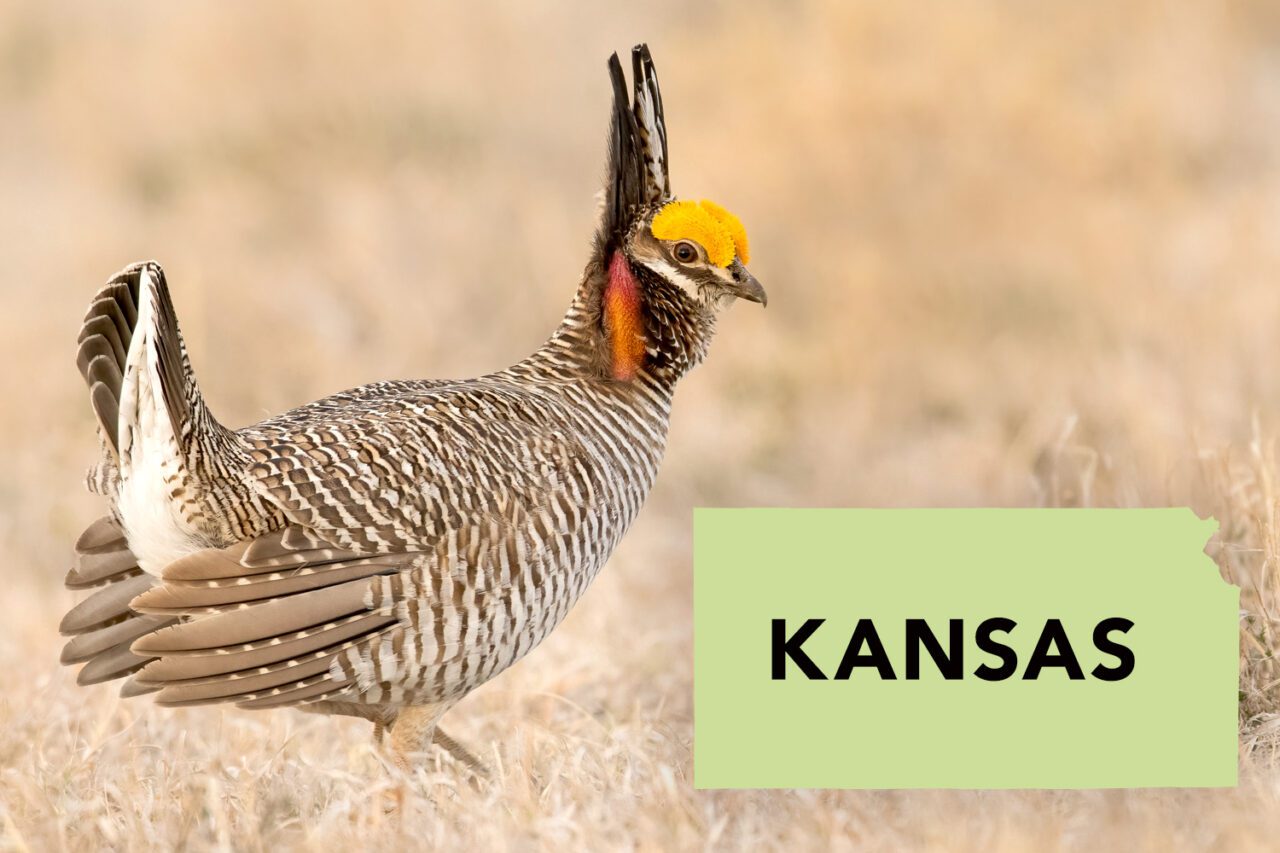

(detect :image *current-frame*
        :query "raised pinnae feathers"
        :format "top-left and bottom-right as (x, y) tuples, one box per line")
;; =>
(631, 44), (669, 201)
(602, 43), (670, 242)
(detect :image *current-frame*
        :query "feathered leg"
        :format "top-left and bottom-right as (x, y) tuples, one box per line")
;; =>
(387, 704), (446, 771)
(385, 703), (488, 779)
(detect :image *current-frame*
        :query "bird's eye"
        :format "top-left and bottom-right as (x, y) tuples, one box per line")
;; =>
(673, 242), (698, 264)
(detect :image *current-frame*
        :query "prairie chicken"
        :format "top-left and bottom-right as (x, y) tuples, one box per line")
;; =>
(60, 44), (765, 770)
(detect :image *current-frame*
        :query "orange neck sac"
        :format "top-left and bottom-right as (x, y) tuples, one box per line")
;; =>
(604, 251), (646, 381)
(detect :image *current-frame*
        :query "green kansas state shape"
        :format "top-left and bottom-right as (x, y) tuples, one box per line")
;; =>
(693, 509), (1238, 789)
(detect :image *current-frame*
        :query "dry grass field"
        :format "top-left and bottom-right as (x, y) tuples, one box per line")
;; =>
(4, 1), (1280, 849)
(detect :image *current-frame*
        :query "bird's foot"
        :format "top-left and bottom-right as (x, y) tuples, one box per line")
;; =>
(377, 703), (489, 786)
(432, 727), (491, 781)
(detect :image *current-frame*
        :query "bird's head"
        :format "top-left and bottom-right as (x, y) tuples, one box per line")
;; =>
(589, 45), (765, 383)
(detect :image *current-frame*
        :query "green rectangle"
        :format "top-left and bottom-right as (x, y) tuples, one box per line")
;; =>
(694, 508), (1238, 789)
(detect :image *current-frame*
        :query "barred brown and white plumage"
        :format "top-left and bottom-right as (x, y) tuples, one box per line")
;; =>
(60, 44), (766, 770)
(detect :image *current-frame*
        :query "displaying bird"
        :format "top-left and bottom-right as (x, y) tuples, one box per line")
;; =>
(60, 44), (765, 771)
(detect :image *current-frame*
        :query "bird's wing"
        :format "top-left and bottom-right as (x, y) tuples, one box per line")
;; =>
(122, 531), (408, 708)
(120, 401), (593, 709)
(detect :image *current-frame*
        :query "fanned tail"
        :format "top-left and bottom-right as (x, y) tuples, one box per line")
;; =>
(60, 516), (175, 695)
(76, 268), (140, 466)
(65, 261), (222, 695)
(76, 261), (214, 473)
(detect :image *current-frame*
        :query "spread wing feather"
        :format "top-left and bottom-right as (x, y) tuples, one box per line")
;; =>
(123, 523), (521, 709)
(132, 575), (387, 653)
(126, 531), (416, 708)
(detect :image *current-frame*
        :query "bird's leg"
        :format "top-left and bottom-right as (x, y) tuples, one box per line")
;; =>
(433, 727), (490, 779)
(384, 704), (488, 781)
(388, 704), (446, 772)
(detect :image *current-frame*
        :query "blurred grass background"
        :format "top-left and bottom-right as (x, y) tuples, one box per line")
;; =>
(4, 1), (1280, 848)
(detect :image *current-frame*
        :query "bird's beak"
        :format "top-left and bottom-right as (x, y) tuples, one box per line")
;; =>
(727, 261), (767, 307)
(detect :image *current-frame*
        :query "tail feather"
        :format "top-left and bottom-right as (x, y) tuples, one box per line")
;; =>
(63, 516), (134, 591)
(59, 572), (154, 634)
(77, 261), (211, 467)
(88, 382), (120, 453)
(123, 262), (206, 449)
(60, 515), (178, 692)
(84, 356), (123, 404)
(78, 315), (128, 370)
(75, 515), (126, 551)
(147, 265), (199, 440)
(77, 644), (153, 687)
(60, 610), (172, 666)
(66, 263), (232, 697)
(75, 338), (120, 389)
(76, 273), (143, 461)
(85, 295), (136, 351)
